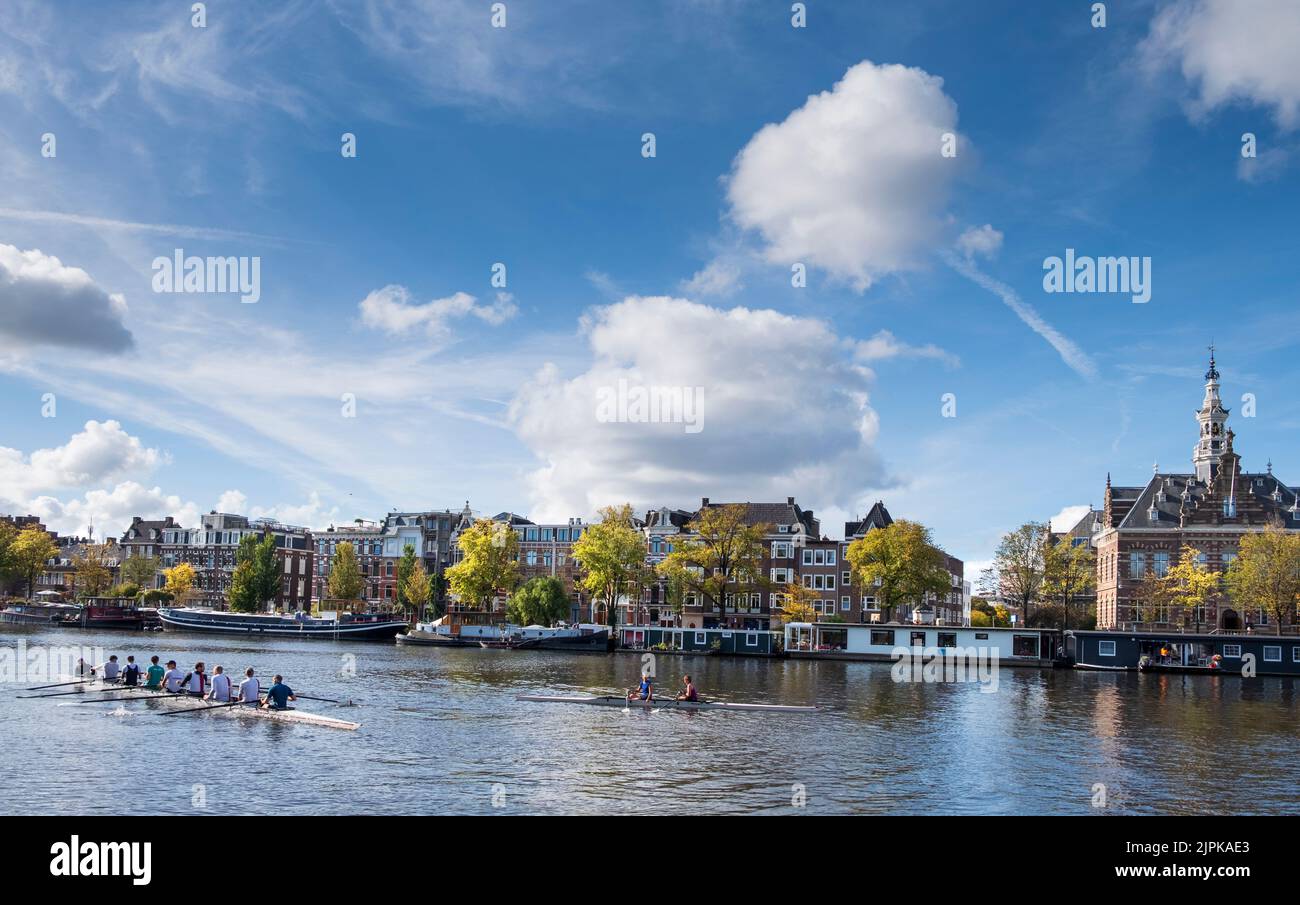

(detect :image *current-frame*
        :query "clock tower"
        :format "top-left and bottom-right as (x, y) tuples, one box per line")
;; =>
(1191, 348), (1229, 484)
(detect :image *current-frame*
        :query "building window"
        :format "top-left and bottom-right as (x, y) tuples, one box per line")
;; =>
(1098, 640), (1116, 657)
(1263, 646), (1281, 663)
(1153, 552), (1170, 578)
(841, 596), (850, 611)
(801, 550), (812, 565)
(1129, 552), (1145, 579)
(1222, 644), (1241, 658)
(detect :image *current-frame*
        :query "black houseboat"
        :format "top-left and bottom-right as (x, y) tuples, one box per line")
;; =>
(1066, 629), (1300, 677)
(158, 607), (408, 641)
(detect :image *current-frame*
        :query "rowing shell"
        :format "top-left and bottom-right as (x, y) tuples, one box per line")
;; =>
(71, 684), (360, 730)
(517, 694), (817, 713)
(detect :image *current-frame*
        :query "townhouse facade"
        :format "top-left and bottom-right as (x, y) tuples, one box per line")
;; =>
(160, 512), (314, 611)
(312, 521), (387, 605)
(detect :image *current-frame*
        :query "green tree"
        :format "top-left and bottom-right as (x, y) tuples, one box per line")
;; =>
(1042, 540), (1096, 630)
(228, 534), (280, 612)
(120, 554), (160, 589)
(400, 561), (433, 620)
(1164, 545), (1219, 631)
(845, 519), (950, 622)
(445, 519), (520, 610)
(395, 544), (418, 612)
(1226, 524), (1300, 629)
(11, 526), (58, 600)
(0, 520), (22, 589)
(572, 504), (650, 627)
(988, 522), (1050, 626)
(72, 543), (114, 599)
(659, 504), (767, 627)
(107, 582), (142, 599)
(1136, 571), (1173, 625)
(327, 541), (365, 601)
(507, 576), (570, 626)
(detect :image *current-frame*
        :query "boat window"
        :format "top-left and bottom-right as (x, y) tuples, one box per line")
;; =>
(870, 629), (894, 646)
(1293, 647), (1300, 663)
(938, 632), (957, 648)
(1263, 646), (1281, 663)
(1013, 635), (1039, 657)
(974, 632), (988, 641)
(1222, 644), (1241, 658)
(745, 633), (758, 647)
(694, 631), (706, 645)
(1098, 640), (1116, 657)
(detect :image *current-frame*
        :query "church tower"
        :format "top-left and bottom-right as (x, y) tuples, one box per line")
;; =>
(1192, 347), (1229, 484)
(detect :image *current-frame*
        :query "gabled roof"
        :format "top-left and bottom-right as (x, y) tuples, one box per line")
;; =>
(844, 501), (893, 539)
(1116, 471), (1300, 530)
(691, 497), (819, 536)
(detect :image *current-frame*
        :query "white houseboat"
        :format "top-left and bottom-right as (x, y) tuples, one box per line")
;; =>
(783, 622), (1057, 667)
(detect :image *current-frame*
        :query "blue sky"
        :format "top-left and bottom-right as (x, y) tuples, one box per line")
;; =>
(1, 0), (1298, 573)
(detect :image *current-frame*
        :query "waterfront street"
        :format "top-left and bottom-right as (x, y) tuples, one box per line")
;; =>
(3, 625), (1297, 816)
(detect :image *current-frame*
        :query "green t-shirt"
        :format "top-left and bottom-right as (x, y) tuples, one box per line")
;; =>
(145, 664), (165, 688)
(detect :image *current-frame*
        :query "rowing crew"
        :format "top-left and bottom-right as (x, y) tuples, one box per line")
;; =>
(85, 655), (297, 710)
(625, 673), (699, 704)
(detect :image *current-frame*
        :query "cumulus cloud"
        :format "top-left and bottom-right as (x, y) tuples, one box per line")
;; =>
(725, 60), (960, 291)
(1143, 0), (1300, 129)
(1048, 504), (1094, 533)
(955, 224), (1004, 261)
(359, 285), (518, 339)
(680, 258), (744, 298)
(0, 244), (133, 352)
(508, 295), (897, 521)
(854, 330), (958, 367)
(12, 481), (202, 540)
(0, 420), (164, 500)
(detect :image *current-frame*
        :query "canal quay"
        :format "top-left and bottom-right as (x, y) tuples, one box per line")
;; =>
(2, 625), (1298, 816)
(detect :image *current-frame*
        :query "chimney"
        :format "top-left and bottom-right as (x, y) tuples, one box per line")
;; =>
(787, 496), (795, 505)
(701, 497), (709, 507)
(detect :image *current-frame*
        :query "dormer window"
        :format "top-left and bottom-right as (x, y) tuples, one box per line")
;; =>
(1147, 506), (1160, 523)
(777, 525), (788, 533)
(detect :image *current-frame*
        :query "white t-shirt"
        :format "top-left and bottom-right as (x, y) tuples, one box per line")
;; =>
(237, 677), (260, 702)
(186, 671), (206, 694)
(209, 673), (232, 702)
(162, 668), (184, 693)
(102, 661), (120, 680)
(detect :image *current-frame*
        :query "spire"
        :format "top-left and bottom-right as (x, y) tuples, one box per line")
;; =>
(1192, 347), (1229, 483)
(1205, 343), (1219, 381)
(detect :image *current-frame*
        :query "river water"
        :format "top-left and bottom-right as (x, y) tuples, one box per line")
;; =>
(1, 625), (1296, 815)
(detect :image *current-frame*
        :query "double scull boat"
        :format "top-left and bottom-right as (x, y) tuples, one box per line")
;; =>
(517, 694), (817, 713)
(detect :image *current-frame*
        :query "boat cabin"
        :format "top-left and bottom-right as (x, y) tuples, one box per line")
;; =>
(1066, 629), (1300, 676)
(783, 622), (1057, 667)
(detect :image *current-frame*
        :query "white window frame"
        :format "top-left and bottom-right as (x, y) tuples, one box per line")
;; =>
(694, 631), (707, 645)
(1098, 640), (1116, 657)
(745, 632), (759, 647)
(1263, 646), (1281, 663)
(1222, 644), (1241, 658)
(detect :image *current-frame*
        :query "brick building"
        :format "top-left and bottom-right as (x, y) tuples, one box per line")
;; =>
(161, 512), (314, 611)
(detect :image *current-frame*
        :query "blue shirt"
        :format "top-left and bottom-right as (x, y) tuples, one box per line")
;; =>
(265, 682), (294, 709)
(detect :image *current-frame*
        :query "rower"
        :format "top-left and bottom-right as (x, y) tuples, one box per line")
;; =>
(100, 655), (121, 683)
(675, 674), (699, 702)
(75, 657), (95, 678)
(181, 661), (207, 697)
(626, 673), (653, 703)
(236, 668), (260, 705)
(145, 656), (165, 689)
(208, 665), (232, 703)
(161, 660), (185, 694)
(122, 656), (141, 687)
(261, 675), (296, 711)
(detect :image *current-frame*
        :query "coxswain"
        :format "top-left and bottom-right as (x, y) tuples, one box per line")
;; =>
(207, 665), (232, 703)
(145, 655), (165, 689)
(236, 668), (260, 705)
(626, 673), (653, 703)
(261, 675), (296, 711)
(122, 656), (142, 687)
(161, 660), (185, 693)
(182, 661), (207, 697)
(675, 674), (699, 702)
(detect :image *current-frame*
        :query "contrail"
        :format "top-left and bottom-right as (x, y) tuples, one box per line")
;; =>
(943, 251), (1098, 381)
(0, 207), (287, 243)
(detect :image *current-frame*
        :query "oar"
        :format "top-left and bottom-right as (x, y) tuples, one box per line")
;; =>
(157, 699), (259, 717)
(24, 679), (94, 691)
(17, 686), (112, 699)
(291, 694), (342, 704)
(66, 689), (165, 704)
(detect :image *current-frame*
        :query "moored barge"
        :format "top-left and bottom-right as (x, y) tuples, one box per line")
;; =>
(1065, 629), (1300, 676)
(158, 607), (407, 641)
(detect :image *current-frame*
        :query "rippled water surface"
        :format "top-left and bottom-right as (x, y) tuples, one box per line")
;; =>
(2, 625), (1298, 815)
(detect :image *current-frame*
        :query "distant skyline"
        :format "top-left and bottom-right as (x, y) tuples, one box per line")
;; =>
(2, 0), (1299, 572)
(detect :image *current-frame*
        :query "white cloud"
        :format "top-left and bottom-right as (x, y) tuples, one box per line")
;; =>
(8, 481), (200, 541)
(726, 60), (960, 291)
(955, 224), (1003, 261)
(854, 330), (958, 367)
(1048, 504), (1093, 533)
(215, 489), (248, 514)
(359, 285), (518, 339)
(508, 295), (892, 521)
(1143, 0), (1300, 129)
(0, 244), (133, 352)
(680, 258), (744, 298)
(0, 420), (163, 500)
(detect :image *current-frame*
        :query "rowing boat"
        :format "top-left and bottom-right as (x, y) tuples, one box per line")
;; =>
(517, 694), (817, 713)
(59, 683), (360, 730)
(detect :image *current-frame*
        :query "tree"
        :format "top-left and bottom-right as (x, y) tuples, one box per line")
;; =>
(775, 580), (820, 625)
(1163, 545), (1219, 632)
(400, 561), (433, 621)
(228, 533), (280, 613)
(507, 576), (570, 626)
(972, 597), (1011, 627)
(573, 504), (650, 627)
(10, 527), (58, 600)
(1135, 572), (1173, 625)
(659, 504), (767, 627)
(72, 544), (115, 599)
(251, 534), (280, 608)
(107, 583), (142, 599)
(988, 522), (1050, 626)
(327, 541), (364, 601)
(445, 519), (520, 610)
(120, 554), (160, 589)
(0, 520), (21, 590)
(162, 562), (197, 602)
(1226, 524), (1300, 629)
(845, 519), (950, 622)
(395, 544), (418, 612)
(1042, 540), (1096, 630)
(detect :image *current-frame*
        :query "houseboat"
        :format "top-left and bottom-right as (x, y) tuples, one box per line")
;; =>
(0, 601), (81, 626)
(1065, 629), (1300, 677)
(399, 614), (611, 651)
(158, 607), (407, 641)
(783, 622), (1058, 667)
(619, 625), (780, 656)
